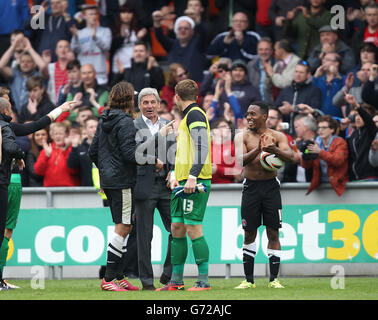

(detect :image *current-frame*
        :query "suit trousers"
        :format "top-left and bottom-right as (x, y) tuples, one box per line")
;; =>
(135, 178), (172, 286)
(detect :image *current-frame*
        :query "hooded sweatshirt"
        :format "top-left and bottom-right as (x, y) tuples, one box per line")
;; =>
(88, 108), (137, 189)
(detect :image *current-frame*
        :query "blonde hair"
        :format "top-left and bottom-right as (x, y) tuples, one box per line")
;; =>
(50, 122), (69, 135)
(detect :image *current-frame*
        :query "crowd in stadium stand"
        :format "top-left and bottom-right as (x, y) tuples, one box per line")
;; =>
(0, 0), (377, 196)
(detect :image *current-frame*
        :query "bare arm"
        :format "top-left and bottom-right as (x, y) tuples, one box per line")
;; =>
(23, 37), (48, 79)
(235, 131), (261, 167)
(262, 132), (294, 163)
(0, 44), (16, 79)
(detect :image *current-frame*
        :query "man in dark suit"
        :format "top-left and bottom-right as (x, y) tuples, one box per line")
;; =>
(134, 88), (176, 290)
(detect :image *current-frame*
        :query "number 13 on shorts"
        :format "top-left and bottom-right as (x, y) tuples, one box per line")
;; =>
(183, 199), (194, 214)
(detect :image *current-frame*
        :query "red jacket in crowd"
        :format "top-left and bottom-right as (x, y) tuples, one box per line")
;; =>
(300, 137), (349, 196)
(34, 142), (80, 187)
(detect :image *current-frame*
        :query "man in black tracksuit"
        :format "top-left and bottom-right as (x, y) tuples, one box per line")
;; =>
(88, 81), (139, 291)
(0, 97), (25, 290)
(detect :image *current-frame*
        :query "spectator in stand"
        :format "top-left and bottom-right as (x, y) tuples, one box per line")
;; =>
(152, 11), (207, 82)
(97, 0), (120, 29)
(199, 57), (232, 98)
(34, 122), (80, 187)
(307, 25), (356, 75)
(70, 4), (112, 86)
(344, 94), (378, 181)
(268, 0), (306, 41)
(109, 3), (148, 84)
(75, 106), (95, 127)
(349, 42), (377, 87)
(25, 128), (50, 187)
(275, 61), (323, 136)
(210, 118), (242, 184)
(6, 30), (27, 70)
(255, 0), (274, 40)
(266, 108), (301, 181)
(212, 0), (256, 34)
(263, 38), (301, 101)
(283, 114), (317, 182)
(206, 12), (260, 63)
(313, 52), (346, 118)
(0, 0), (29, 57)
(362, 63), (378, 108)
(283, 0), (331, 59)
(57, 59), (82, 106)
(209, 73), (244, 126)
(217, 60), (261, 119)
(45, 40), (72, 105)
(333, 62), (373, 116)
(300, 115), (349, 196)
(201, 92), (216, 123)
(247, 37), (275, 103)
(67, 116), (98, 186)
(352, 3), (378, 53)
(368, 111), (378, 167)
(62, 64), (108, 122)
(26, 0), (76, 63)
(112, 41), (165, 93)
(184, 0), (211, 44)
(18, 76), (56, 123)
(0, 35), (47, 114)
(161, 63), (190, 112)
(346, 0), (376, 42)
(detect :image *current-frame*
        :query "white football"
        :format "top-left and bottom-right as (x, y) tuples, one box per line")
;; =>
(259, 151), (283, 171)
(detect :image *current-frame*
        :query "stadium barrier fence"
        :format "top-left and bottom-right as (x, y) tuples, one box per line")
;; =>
(4, 182), (378, 279)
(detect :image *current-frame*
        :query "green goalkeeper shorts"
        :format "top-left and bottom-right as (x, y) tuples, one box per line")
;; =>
(171, 179), (211, 225)
(6, 174), (23, 230)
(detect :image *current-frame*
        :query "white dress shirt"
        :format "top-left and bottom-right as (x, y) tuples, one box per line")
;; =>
(142, 114), (160, 135)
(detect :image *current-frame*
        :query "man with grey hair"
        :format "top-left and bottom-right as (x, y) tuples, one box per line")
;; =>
(133, 88), (176, 290)
(282, 114), (317, 182)
(0, 97), (25, 291)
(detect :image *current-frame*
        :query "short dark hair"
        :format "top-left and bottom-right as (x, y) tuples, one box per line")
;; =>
(277, 39), (293, 53)
(134, 41), (149, 51)
(360, 42), (377, 60)
(26, 75), (44, 91)
(297, 60), (311, 73)
(249, 101), (271, 115)
(77, 105), (93, 114)
(67, 59), (81, 71)
(269, 107), (283, 120)
(317, 115), (338, 133)
(84, 116), (99, 127)
(365, 3), (378, 11)
(210, 117), (230, 130)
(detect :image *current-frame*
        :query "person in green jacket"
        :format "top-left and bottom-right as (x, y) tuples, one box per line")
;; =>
(283, 0), (331, 59)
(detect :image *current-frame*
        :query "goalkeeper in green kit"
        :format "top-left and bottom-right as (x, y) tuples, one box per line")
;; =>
(156, 79), (212, 292)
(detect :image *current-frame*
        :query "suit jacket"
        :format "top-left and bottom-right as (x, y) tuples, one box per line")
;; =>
(133, 116), (176, 200)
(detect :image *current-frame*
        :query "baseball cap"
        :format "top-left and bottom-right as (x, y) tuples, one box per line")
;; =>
(318, 25), (337, 33)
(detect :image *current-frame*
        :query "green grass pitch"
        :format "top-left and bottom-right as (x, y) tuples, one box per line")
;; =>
(0, 277), (377, 300)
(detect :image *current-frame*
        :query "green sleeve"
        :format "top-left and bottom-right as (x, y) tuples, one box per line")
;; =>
(98, 91), (109, 107)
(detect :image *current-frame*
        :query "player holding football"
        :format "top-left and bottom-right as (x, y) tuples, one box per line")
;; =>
(234, 101), (294, 289)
